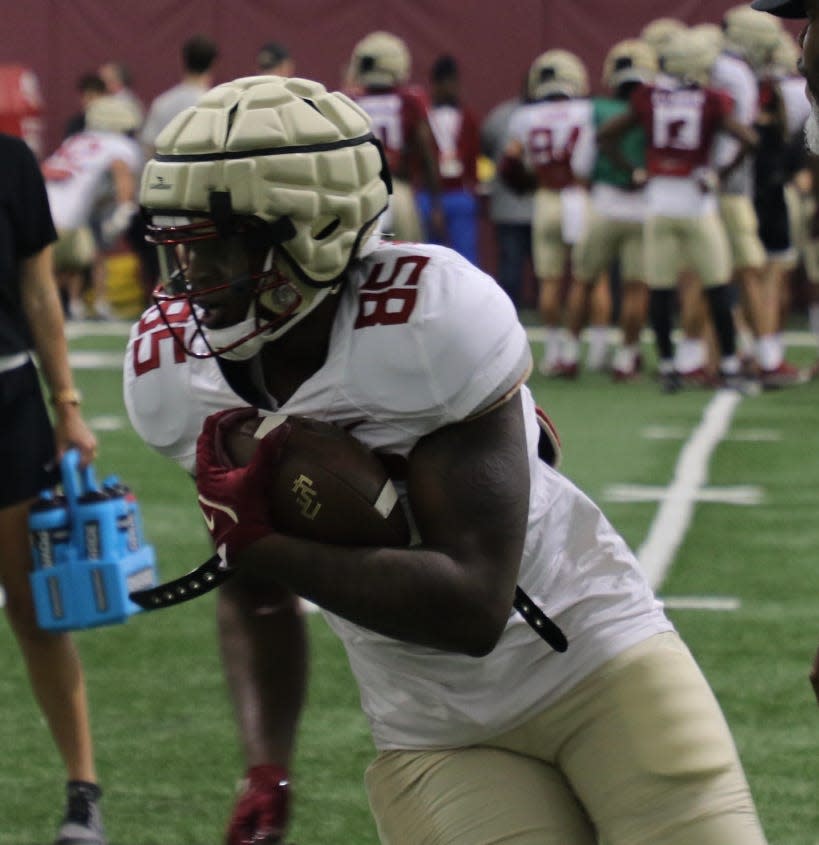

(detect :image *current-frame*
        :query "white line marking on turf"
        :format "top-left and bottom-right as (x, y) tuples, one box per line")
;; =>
(68, 351), (124, 369)
(642, 425), (780, 443)
(89, 415), (126, 432)
(637, 390), (743, 591)
(605, 483), (764, 506)
(661, 596), (741, 611)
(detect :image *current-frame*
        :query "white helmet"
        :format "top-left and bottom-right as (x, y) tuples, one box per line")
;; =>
(527, 50), (589, 100)
(139, 75), (391, 360)
(690, 22), (726, 67)
(602, 39), (658, 90)
(766, 30), (800, 76)
(660, 28), (716, 86)
(640, 18), (687, 53)
(86, 95), (141, 133)
(723, 4), (783, 69)
(349, 31), (411, 87)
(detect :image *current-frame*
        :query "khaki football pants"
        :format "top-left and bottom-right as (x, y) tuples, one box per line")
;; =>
(644, 213), (732, 290)
(52, 226), (97, 272)
(718, 194), (766, 272)
(574, 213), (645, 284)
(366, 632), (767, 845)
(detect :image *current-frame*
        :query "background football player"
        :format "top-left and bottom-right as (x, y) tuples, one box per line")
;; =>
(345, 31), (445, 245)
(42, 95), (142, 320)
(500, 50), (598, 377)
(125, 74), (768, 844)
(571, 38), (657, 382)
(599, 27), (758, 391)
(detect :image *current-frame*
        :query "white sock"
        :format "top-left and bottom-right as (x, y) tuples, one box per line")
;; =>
(612, 345), (638, 372)
(674, 338), (707, 373)
(585, 326), (609, 370)
(755, 335), (783, 371)
(540, 329), (560, 370)
(561, 334), (580, 365)
(809, 302), (819, 340)
(721, 355), (740, 375)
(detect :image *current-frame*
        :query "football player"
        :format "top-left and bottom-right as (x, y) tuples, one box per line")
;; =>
(571, 38), (657, 381)
(752, 0), (819, 707)
(43, 96), (142, 320)
(125, 74), (769, 844)
(715, 4), (805, 386)
(599, 28), (759, 391)
(499, 50), (597, 377)
(345, 31), (444, 245)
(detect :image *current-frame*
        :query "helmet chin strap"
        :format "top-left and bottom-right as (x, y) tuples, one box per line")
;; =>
(205, 285), (336, 361)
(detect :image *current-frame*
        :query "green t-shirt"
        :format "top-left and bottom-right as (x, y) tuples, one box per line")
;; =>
(592, 97), (645, 189)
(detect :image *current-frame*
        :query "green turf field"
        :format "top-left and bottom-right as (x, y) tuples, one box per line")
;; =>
(2, 322), (818, 844)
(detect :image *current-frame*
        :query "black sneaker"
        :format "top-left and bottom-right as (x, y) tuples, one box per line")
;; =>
(54, 781), (107, 845)
(659, 368), (682, 394)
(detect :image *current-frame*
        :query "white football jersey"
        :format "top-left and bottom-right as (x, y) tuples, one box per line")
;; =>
(778, 75), (811, 137)
(124, 241), (671, 750)
(44, 130), (142, 231)
(506, 98), (596, 189)
(710, 52), (758, 196)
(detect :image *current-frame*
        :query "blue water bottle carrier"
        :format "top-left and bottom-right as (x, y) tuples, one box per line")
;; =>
(29, 448), (158, 631)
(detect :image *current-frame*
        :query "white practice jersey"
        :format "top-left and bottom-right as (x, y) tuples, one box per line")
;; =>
(43, 130), (142, 231)
(506, 98), (596, 190)
(778, 75), (811, 137)
(124, 241), (671, 750)
(710, 52), (758, 196)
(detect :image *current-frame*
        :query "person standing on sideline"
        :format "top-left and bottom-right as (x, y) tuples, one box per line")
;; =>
(256, 41), (295, 77)
(0, 132), (101, 844)
(417, 54), (480, 265)
(480, 86), (535, 308)
(140, 35), (220, 158)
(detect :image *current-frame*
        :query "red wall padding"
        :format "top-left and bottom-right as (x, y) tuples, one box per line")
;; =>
(0, 1), (805, 157)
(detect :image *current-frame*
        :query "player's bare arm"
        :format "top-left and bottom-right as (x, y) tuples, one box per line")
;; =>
(716, 113), (760, 181)
(226, 392), (529, 656)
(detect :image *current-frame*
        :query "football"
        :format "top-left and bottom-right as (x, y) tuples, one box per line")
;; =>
(222, 411), (411, 548)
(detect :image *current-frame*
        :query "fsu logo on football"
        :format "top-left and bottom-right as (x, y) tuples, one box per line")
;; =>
(291, 475), (321, 520)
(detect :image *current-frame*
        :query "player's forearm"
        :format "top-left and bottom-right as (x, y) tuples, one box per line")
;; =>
(235, 536), (513, 656)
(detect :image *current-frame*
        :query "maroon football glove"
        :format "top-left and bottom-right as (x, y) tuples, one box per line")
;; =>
(195, 408), (292, 566)
(226, 764), (291, 845)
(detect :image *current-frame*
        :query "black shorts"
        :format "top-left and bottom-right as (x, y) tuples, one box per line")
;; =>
(0, 360), (59, 508)
(754, 188), (791, 254)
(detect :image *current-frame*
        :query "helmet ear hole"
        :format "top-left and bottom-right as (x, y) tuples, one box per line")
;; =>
(311, 215), (341, 241)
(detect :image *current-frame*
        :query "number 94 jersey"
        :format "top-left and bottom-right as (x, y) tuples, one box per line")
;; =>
(506, 97), (595, 191)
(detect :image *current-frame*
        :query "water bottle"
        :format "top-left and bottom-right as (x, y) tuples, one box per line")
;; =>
(102, 475), (141, 555)
(29, 491), (71, 569)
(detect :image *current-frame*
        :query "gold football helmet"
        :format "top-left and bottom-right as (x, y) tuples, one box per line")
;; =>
(660, 28), (716, 86)
(640, 17), (687, 53)
(85, 95), (141, 134)
(723, 4), (784, 69)
(602, 39), (658, 90)
(527, 49), (589, 100)
(349, 31), (411, 88)
(139, 76), (391, 359)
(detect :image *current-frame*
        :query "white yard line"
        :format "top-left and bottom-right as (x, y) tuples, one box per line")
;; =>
(637, 390), (743, 591)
